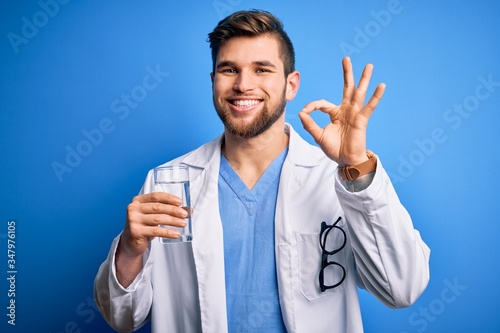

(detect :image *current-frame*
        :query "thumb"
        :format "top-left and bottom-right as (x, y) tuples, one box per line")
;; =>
(298, 111), (323, 142)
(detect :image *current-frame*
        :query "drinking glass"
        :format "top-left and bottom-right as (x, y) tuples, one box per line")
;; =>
(153, 165), (192, 243)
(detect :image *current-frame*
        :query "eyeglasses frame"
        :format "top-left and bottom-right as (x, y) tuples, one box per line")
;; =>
(319, 216), (347, 292)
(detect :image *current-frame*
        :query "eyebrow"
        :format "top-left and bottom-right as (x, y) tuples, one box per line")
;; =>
(216, 60), (278, 70)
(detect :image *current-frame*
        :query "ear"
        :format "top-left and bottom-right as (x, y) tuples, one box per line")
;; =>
(210, 72), (215, 85)
(285, 71), (300, 101)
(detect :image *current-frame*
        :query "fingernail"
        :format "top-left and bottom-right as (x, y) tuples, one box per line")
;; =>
(180, 207), (189, 217)
(172, 231), (181, 238)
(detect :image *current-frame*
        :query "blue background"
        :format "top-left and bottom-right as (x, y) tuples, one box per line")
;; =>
(1, 0), (499, 332)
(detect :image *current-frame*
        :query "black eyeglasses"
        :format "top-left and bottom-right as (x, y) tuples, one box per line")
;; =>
(319, 217), (346, 292)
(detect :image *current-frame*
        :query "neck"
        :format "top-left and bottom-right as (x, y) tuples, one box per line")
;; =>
(222, 117), (289, 189)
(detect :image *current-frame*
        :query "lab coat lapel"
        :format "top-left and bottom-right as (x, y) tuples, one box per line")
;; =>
(275, 124), (322, 332)
(182, 135), (229, 332)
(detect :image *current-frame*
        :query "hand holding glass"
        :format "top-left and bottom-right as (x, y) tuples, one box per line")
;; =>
(154, 165), (192, 243)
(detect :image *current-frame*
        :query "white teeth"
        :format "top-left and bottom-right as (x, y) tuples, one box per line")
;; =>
(233, 99), (260, 107)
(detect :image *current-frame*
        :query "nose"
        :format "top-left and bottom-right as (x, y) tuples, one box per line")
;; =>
(233, 70), (254, 93)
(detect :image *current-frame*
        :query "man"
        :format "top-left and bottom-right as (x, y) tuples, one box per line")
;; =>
(94, 9), (430, 333)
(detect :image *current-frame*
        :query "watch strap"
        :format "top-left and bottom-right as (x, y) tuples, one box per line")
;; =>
(339, 150), (377, 182)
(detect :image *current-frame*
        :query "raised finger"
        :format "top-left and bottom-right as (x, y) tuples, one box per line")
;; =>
(342, 57), (355, 102)
(359, 83), (386, 119)
(353, 63), (374, 107)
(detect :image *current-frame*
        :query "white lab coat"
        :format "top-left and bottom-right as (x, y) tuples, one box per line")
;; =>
(94, 124), (430, 333)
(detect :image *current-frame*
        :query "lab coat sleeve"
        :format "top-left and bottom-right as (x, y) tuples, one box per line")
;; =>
(334, 158), (430, 308)
(94, 233), (154, 332)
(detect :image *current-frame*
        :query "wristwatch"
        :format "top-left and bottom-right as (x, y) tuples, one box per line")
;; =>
(339, 150), (377, 182)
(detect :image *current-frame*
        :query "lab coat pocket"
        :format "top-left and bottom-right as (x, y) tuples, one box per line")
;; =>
(296, 231), (347, 301)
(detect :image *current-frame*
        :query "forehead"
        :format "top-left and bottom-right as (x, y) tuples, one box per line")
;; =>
(216, 35), (284, 70)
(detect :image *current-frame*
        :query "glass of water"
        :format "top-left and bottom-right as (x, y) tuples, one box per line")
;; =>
(153, 164), (192, 243)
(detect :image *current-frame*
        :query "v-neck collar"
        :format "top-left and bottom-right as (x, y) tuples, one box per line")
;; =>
(219, 148), (288, 214)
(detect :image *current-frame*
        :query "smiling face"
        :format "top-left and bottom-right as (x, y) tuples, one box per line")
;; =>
(211, 34), (299, 139)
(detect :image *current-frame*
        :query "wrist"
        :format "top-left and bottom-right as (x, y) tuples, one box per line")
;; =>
(115, 238), (143, 288)
(342, 171), (376, 192)
(116, 234), (143, 260)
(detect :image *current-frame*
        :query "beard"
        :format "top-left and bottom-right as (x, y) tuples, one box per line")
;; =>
(213, 88), (287, 139)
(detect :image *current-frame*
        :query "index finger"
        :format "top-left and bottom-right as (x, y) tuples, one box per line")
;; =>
(133, 192), (183, 206)
(300, 99), (338, 115)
